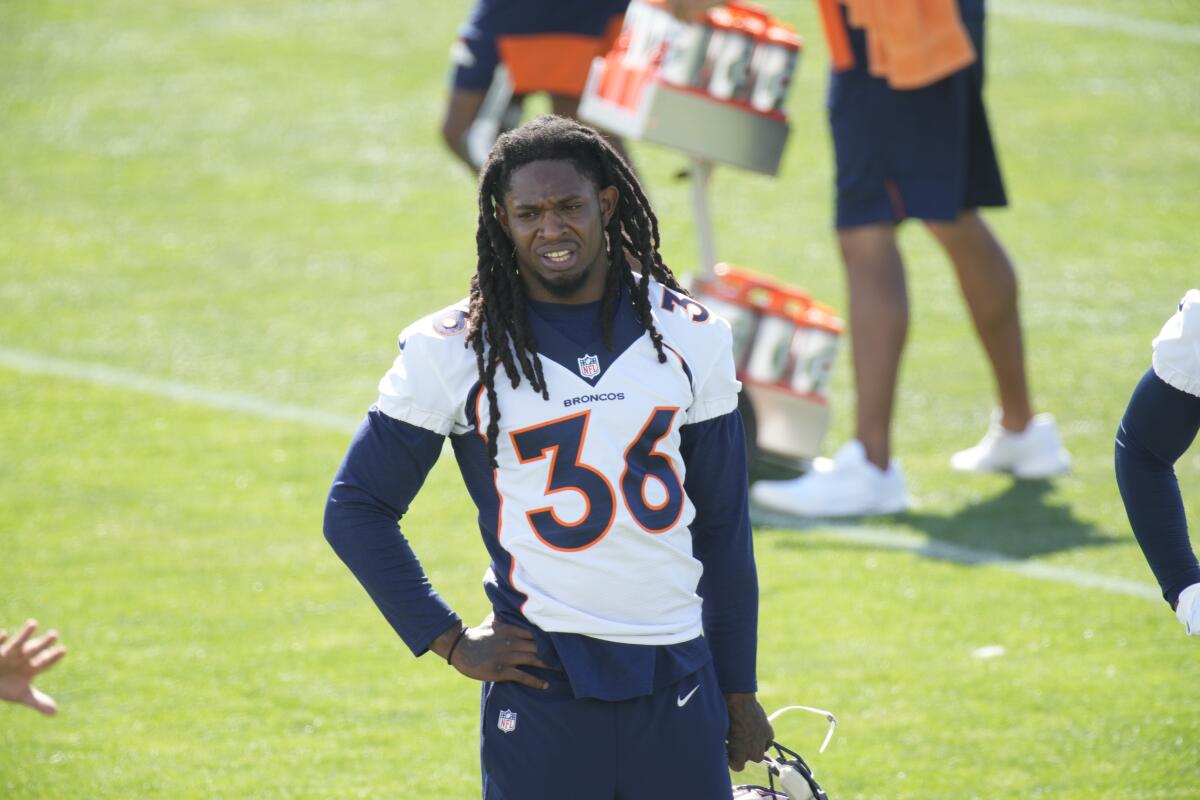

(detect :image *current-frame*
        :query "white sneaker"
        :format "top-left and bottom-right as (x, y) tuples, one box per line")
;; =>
(750, 440), (910, 518)
(950, 411), (1071, 478)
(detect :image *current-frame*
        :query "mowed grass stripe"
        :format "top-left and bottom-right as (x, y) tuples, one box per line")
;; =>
(996, 1), (1200, 44)
(3, 372), (1197, 799)
(1, 343), (1161, 603)
(4, 0), (1199, 795)
(0, 371), (486, 800)
(0, 345), (360, 432)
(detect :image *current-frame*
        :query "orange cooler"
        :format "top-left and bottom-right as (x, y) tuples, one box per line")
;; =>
(693, 263), (842, 466)
(749, 24), (803, 113)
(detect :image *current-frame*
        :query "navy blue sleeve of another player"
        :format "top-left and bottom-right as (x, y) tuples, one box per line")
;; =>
(1114, 368), (1200, 607)
(324, 408), (460, 655)
(680, 410), (758, 694)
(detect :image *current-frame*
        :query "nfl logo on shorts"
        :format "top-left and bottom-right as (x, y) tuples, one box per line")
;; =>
(577, 353), (601, 379)
(497, 709), (518, 733)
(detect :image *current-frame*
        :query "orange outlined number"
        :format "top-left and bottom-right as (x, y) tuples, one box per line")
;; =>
(511, 412), (617, 551)
(510, 407), (686, 551)
(621, 407), (684, 533)
(660, 287), (710, 322)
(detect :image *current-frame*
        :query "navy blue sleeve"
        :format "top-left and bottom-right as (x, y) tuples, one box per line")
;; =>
(324, 408), (461, 656)
(1114, 369), (1200, 607)
(680, 409), (758, 694)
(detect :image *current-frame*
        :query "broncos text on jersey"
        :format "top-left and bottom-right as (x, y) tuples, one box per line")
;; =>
(374, 279), (740, 646)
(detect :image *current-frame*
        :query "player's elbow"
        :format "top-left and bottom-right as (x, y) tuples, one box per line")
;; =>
(1115, 422), (1170, 472)
(323, 490), (351, 551)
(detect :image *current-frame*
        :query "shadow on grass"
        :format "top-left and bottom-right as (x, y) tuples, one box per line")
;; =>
(898, 479), (1116, 559)
(754, 479), (1118, 562)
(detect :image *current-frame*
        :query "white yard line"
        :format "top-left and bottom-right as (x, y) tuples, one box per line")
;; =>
(994, 2), (1200, 45)
(0, 346), (360, 432)
(2, 345), (1161, 602)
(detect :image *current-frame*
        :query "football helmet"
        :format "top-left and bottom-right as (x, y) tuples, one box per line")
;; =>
(732, 741), (829, 800)
(732, 705), (835, 800)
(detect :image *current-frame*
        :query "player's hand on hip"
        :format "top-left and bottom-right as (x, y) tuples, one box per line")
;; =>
(724, 692), (774, 771)
(448, 614), (550, 689)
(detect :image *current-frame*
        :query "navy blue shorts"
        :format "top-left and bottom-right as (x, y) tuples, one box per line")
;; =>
(479, 661), (732, 799)
(827, 2), (1007, 228)
(452, 0), (628, 96)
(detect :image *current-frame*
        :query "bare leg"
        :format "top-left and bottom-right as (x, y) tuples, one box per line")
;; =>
(925, 210), (1033, 432)
(839, 223), (908, 470)
(441, 89), (488, 173)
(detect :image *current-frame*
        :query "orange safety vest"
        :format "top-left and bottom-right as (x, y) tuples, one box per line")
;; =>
(816, 0), (976, 90)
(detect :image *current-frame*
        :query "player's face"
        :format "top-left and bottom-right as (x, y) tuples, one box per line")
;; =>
(497, 159), (618, 305)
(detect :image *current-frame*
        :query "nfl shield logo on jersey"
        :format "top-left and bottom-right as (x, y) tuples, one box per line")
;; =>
(577, 354), (601, 379)
(497, 709), (518, 733)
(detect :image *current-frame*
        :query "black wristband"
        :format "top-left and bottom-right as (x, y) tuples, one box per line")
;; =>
(445, 627), (468, 667)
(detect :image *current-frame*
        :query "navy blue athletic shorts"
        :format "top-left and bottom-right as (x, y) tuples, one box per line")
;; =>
(452, 0), (628, 97)
(827, 0), (1007, 228)
(479, 660), (732, 799)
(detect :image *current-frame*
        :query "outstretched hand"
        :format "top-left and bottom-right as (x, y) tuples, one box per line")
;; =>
(435, 614), (550, 690)
(0, 620), (67, 716)
(725, 692), (774, 771)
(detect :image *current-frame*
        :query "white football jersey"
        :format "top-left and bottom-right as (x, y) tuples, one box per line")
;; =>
(375, 279), (740, 645)
(1152, 289), (1200, 398)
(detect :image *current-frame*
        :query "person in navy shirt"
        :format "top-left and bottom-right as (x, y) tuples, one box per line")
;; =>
(441, 0), (629, 171)
(325, 116), (772, 798)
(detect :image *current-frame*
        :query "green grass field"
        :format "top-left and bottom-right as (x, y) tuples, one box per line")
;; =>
(3, 1), (1199, 797)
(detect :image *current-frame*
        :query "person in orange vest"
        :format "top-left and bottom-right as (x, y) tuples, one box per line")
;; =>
(673, 0), (1070, 516)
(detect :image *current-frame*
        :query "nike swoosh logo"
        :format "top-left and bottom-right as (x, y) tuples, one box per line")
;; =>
(676, 685), (700, 707)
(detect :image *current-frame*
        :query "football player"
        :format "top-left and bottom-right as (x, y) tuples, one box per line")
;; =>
(325, 115), (773, 798)
(1115, 290), (1200, 637)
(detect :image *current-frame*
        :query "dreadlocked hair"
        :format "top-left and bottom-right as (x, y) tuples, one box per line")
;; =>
(465, 114), (688, 467)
